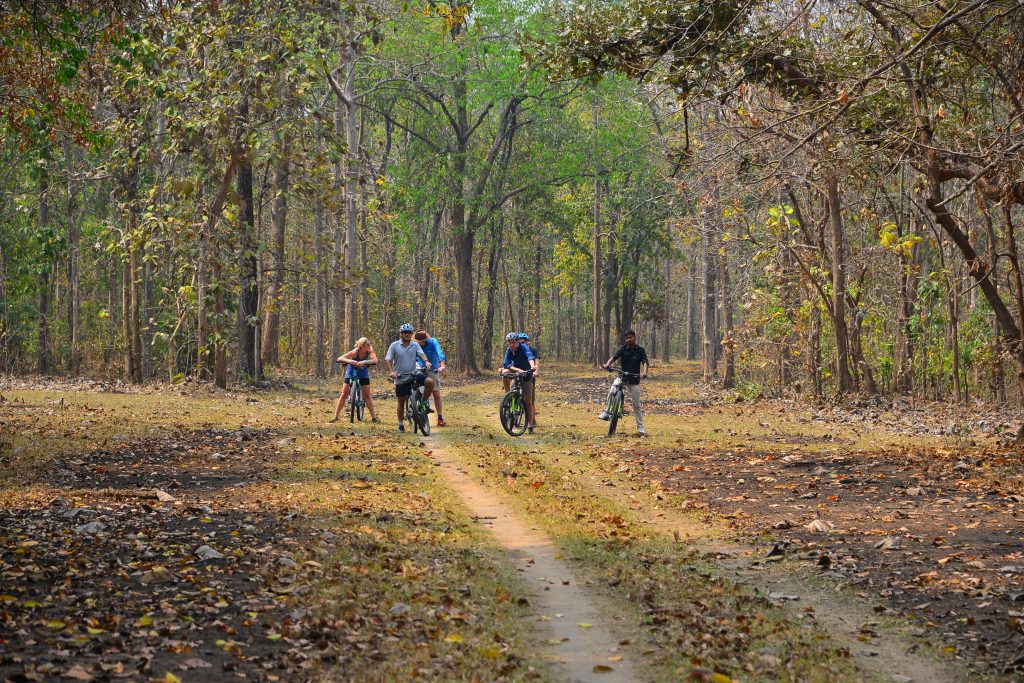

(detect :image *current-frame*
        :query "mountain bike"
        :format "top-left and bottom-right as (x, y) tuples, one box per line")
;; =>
(399, 370), (431, 436)
(604, 366), (640, 436)
(335, 359), (366, 422)
(500, 368), (530, 436)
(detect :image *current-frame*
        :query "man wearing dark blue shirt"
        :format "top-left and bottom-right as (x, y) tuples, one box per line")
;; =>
(499, 332), (538, 433)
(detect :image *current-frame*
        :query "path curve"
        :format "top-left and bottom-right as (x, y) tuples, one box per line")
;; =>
(423, 435), (642, 683)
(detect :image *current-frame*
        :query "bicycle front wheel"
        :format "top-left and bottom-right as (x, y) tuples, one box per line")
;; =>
(418, 405), (430, 435)
(608, 391), (622, 436)
(356, 399), (365, 422)
(349, 392), (357, 423)
(500, 391), (527, 436)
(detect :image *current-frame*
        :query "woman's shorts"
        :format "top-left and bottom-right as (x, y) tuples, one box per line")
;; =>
(344, 376), (370, 386)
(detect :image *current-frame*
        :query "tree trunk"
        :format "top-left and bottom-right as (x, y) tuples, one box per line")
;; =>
(236, 108), (260, 383)
(342, 44), (360, 348)
(314, 201), (327, 378)
(262, 135), (288, 367)
(482, 221), (502, 370)
(592, 98), (602, 365)
(687, 253), (699, 360)
(825, 173), (853, 393)
(701, 201), (718, 382)
(63, 140), (82, 376)
(661, 253), (670, 362)
(452, 211), (480, 374)
(37, 171), (50, 374)
(719, 237), (734, 388)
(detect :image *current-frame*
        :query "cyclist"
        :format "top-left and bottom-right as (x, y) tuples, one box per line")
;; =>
(414, 329), (447, 426)
(599, 329), (649, 436)
(518, 332), (540, 424)
(499, 331), (537, 434)
(330, 337), (380, 423)
(385, 323), (433, 433)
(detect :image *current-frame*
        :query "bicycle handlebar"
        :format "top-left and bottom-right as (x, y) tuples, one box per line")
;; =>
(606, 365), (640, 378)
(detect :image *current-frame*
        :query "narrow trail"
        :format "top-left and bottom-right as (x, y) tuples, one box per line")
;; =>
(439, 373), (975, 682)
(422, 433), (642, 683)
(600, 478), (969, 683)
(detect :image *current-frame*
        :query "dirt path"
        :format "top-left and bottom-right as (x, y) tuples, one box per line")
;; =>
(423, 434), (642, 682)
(611, 479), (970, 683)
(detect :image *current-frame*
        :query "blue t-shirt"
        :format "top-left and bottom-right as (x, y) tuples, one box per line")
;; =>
(415, 338), (445, 370)
(344, 349), (372, 379)
(502, 344), (536, 373)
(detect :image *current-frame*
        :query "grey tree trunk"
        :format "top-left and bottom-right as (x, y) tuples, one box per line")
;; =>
(262, 135), (289, 367)
(686, 252), (699, 360)
(63, 140), (82, 376)
(826, 173), (853, 393)
(701, 201), (719, 382)
(314, 201), (327, 378)
(37, 170), (50, 374)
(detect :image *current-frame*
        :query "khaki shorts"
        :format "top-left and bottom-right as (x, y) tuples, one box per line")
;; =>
(519, 376), (535, 403)
(424, 370), (441, 388)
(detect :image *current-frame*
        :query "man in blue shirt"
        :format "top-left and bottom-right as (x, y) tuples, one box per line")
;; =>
(414, 329), (447, 426)
(499, 332), (538, 433)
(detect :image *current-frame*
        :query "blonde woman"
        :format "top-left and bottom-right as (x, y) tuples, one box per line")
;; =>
(331, 337), (380, 422)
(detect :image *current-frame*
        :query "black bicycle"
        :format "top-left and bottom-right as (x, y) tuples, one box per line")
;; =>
(604, 365), (640, 436)
(399, 370), (431, 436)
(335, 359), (366, 422)
(500, 368), (530, 436)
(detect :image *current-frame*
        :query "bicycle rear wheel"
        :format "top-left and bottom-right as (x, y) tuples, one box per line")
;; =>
(608, 391), (622, 436)
(500, 391), (527, 436)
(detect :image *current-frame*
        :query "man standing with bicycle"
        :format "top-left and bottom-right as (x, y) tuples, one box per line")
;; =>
(499, 331), (538, 434)
(599, 329), (649, 436)
(413, 329), (447, 426)
(385, 323), (433, 433)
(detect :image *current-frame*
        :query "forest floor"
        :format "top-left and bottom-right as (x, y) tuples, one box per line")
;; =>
(0, 362), (1022, 682)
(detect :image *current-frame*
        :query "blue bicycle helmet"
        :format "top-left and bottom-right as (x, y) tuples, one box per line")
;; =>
(399, 323), (414, 333)
(505, 332), (520, 342)
(518, 332), (530, 341)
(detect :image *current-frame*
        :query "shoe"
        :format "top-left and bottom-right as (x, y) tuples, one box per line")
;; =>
(528, 426), (534, 434)
(637, 430), (647, 437)
(371, 417), (381, 423)
(436, 418), (446, 427)
(328, 417), (338, 423)
(426, 406), (434, 414)
(398, 424), (405, 433)
(598, 410), (610, 421)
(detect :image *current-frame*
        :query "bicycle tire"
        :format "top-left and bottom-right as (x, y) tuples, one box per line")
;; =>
(500, 391), (527, 436)
(349, 390), (357, 423)
(608, 391), (622, 436)
(418, 399), (431, 436)
(356, 399), (365, 422)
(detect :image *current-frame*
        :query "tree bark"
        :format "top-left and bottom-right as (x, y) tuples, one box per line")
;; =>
(63, 140), (82, 376)
(314, 200), (327, 378)
(236, 103), (260, 383)
(37, 170), (50, 375)
(825, 173), (853, 393)
(701, 199), (719, 382)
(262, 134), (288, 367)
(686, 252), (699, 360)
(592, 97), (602, 365)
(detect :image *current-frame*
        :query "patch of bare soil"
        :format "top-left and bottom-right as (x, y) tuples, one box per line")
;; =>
(630, 442), (1024, 676)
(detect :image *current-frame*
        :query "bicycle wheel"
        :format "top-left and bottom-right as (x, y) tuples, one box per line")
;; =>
(349, 389), (357, 423)
(608, 390), (622, 436)
(417, 396), (431, 436)
(500, 391), (527, 436)
(356, 398), (365, 421)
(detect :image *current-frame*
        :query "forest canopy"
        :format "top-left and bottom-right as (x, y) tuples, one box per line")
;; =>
(1, 0), (1023, 403)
